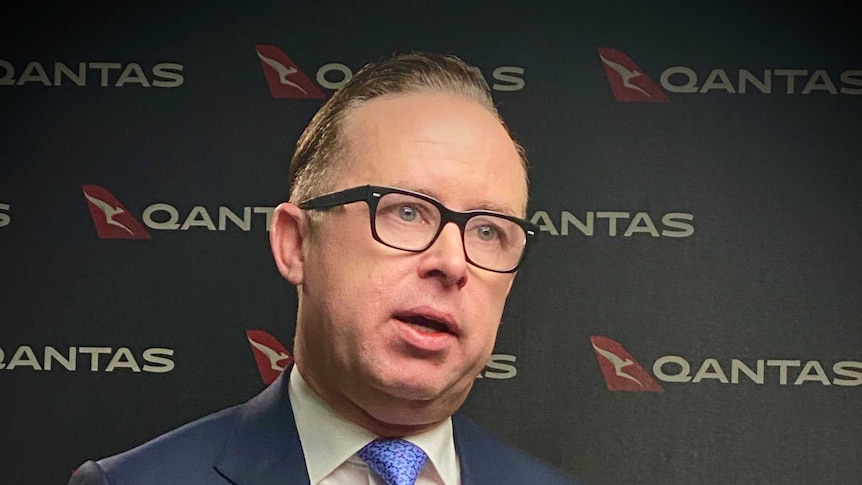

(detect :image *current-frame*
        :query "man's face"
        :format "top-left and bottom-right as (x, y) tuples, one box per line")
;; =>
(290, 92), (527, 429)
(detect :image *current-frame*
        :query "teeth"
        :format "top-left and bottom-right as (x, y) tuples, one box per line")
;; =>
(411, 322), (437, 333)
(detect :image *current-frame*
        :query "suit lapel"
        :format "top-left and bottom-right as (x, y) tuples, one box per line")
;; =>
(452, 413), (485, 485)
(213, 366), (310, 485)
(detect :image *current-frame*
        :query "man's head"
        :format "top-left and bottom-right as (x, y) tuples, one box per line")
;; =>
(287, 52), (527, 205)
(270, 52), (532, 436)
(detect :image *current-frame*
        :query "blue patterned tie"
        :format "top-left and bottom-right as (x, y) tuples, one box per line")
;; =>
(358, 438), (429, 485)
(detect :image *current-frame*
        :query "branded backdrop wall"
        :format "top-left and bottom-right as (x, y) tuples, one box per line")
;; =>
(2, 2), (861, 484)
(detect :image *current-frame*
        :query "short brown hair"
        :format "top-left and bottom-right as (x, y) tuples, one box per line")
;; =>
(288, 51), (526, 203)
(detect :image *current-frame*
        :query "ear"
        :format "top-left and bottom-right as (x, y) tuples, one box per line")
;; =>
(269, 202), (307, 286)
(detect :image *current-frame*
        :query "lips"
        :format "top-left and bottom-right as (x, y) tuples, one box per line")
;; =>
(393, 308), (459, 336)
(398, 314), (450, 333)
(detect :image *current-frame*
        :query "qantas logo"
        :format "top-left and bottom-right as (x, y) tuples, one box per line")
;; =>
(246, 329), (294, 385)
(592, 335), (862, 391)
(256, 45), (526, 99)
(82, 185), (151, 239)
(599, 47), (862, 101)
(255, 44), (326, 99)
(591, 336), (663, 392)
(82, 184), (275, 237)
(598, 47), (668, 103)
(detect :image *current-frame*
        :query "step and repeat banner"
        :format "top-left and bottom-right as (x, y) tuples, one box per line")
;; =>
(2, 2), (860, 484)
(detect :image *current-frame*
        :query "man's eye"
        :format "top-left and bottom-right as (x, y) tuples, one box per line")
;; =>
(476, 225), (498, 241)
(398, 205), (418, 221)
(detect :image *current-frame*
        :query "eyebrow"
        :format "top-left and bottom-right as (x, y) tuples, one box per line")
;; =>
(392, 183), (519, 217)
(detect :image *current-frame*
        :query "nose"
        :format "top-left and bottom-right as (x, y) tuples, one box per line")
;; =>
(417, 222), (468, 288)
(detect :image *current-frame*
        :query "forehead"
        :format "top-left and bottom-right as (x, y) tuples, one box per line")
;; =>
(338, 92), (528, 215)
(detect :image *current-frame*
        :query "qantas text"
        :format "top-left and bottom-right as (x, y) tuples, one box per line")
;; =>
(0, 345), (175, 373)
(661, 67), (862, 95)
(530, 211), (694, 237)
(314, 62), (524, 92)
(653, 356), (862, 386)
(0, 60), (184, 87)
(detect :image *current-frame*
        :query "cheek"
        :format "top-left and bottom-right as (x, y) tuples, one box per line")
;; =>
(467, 277), (513, 339)
(310, 226), (378, 297)
(316, 249), (398, 330)
(475, 275), (513, 328)
(482, 275), (515, 310)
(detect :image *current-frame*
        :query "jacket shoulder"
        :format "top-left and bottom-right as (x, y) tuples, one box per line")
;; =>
(70, 405), (242, 485)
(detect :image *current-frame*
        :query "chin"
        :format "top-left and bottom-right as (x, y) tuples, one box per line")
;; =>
(355, 372), (476, 432)
(382, 370), (475, 407)
(376, 375), (445, 401)
(364, 388), (462, 429)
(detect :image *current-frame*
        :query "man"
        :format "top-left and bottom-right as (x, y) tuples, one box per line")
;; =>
(70, 52), (583, 485)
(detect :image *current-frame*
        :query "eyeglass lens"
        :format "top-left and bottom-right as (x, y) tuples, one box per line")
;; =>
(374, 192), (526, 271)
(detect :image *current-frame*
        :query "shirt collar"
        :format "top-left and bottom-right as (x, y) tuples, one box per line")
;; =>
(289, 365), (459, 485)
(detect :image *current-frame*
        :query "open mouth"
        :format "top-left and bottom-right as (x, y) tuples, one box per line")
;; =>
(396, 314), (452, 334)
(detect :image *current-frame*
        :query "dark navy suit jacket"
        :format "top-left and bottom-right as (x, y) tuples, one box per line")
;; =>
(69, 369), (583, 485)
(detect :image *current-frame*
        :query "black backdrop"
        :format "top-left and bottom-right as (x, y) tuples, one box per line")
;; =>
(2, 2), (861, 484)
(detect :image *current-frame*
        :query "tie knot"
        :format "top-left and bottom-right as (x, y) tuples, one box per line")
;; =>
(358, 438), (429, 485)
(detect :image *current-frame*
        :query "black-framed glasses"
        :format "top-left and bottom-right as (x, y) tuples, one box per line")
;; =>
(298, 185), (538, 273)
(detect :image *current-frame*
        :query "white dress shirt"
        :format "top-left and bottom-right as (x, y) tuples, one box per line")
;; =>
(289, 366), (461, 485)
